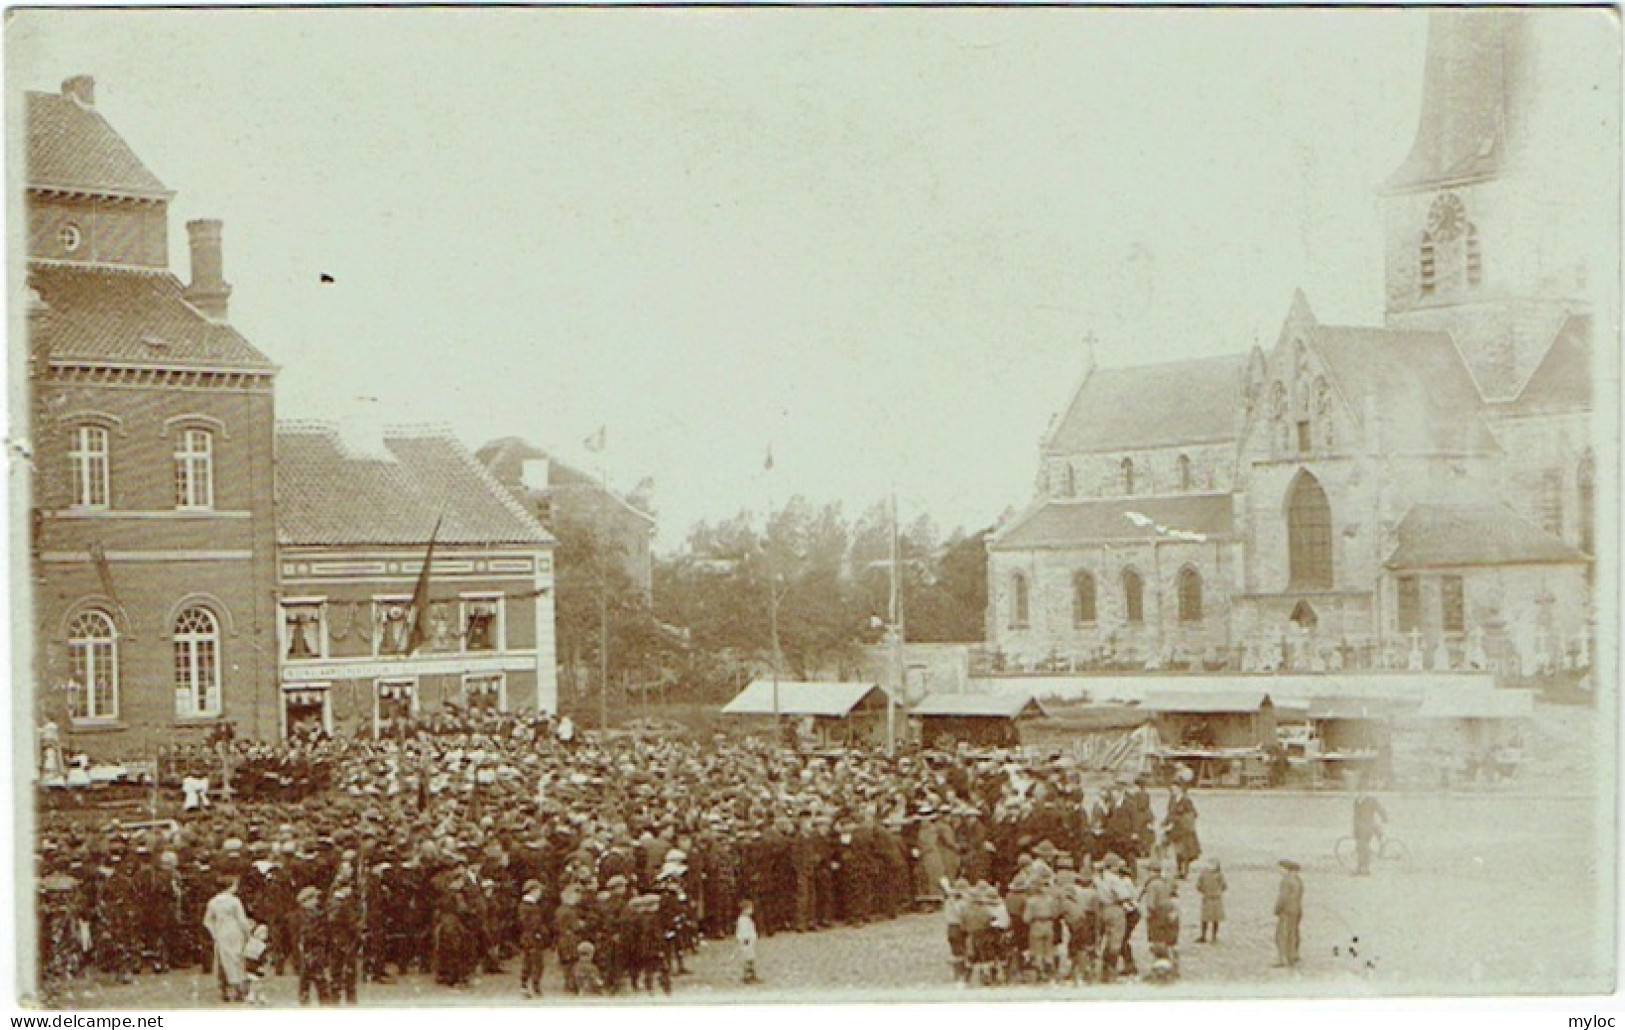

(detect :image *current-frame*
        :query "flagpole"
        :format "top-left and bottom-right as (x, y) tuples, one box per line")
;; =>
(887, 491), (902, 758)
(765, 446), (780, 734)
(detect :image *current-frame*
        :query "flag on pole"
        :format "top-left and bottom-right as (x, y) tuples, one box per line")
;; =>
(584, 426), (607, 453)
(764, 445), (774, 472)
(405, 515), (443, 656)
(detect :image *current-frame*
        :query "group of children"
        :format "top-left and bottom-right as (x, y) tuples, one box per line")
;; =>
(943, 843), (1229, 988)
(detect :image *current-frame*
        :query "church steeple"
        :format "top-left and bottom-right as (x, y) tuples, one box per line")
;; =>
(1379, 10), (1596, 403)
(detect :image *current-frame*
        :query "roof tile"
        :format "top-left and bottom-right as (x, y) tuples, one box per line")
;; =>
(991, 494), (1235, 550)
(1046, 354), (1248, 455)
(26, 91), (170, 198)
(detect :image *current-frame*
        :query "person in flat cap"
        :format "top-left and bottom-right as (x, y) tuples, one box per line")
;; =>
(517, 879), (550, 998)
(294, 885), (330, 1005)
(1273, 859), (1304, 969)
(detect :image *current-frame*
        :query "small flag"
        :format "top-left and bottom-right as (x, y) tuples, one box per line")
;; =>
(584, 426), (607, 453)
(764, 445), (774, 472)
(405, 516), (443, 656)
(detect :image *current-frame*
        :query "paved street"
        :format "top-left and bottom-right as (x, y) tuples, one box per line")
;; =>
(39, 788), (1608, 1008)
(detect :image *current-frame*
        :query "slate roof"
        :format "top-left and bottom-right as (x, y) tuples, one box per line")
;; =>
(1045, 354), (1248, 455)
(1386, 502), (1587, 568)
(29, 264), (274, 370)
(991, 493), (1235, 551)
(723, 681), (888, 718)
(276, 423), (553, 548)
(1308, 325), (1499, 453)
(1503, 315), (1592, 414)
(26, 89), (171, 199)
(912, 694), (1049, 719)
(1384, 10), (1526, 192)
(1142, 691), (1273, 715)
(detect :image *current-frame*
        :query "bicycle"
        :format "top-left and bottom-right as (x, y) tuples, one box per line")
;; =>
(1334, 833), (1410, 873)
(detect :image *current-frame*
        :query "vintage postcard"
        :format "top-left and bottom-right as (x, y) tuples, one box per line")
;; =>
(6, 4), (1619, 1013)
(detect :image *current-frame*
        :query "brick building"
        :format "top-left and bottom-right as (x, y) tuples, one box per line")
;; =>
(274, 424), (558, 736)
(989, 11), (1601, 678)
(25, 76), (281, 754)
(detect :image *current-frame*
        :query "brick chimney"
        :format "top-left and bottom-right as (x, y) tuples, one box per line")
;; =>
(61, 75), (95, 106)
(184, 219), (231, 322)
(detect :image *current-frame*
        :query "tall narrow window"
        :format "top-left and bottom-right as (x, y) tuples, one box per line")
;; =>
(174, 428), (214, 509)
(1061, 464), (1076, 498)
(173, 606), (221, 718)
(1287, 471), (1333, 590)
(1123, 569), (1144, 624)
(67, 609), (118, 721)
(1440, 575), (1465, 633)
(1539, 468), (1564, 537)
(1011, 573), (1030, 629)
(1177, 567), (1203, 623)
(1419, 233), (1437, 296)
(1072, 571), (1097, 625)
(1579, 450), (1596, 556)
(1177, 454), (1193, 492)
(1396, 575), (1421, 634)
(1120, 458), (1135, 496)
(1465, 225), (1483, 287)
(69, 425), (110, 508)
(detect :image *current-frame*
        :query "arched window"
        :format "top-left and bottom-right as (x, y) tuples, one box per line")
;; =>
(1073, 571), (1097, 625)
(1120, 458), (1135, 496)
(1011, 573), (1030, 629)
(173, 606), (222, 718)
(67, 609), (118, 720)
(1466, 225), (1483, 287)
(1177, 454), (1193, 492)
(1419, 232), (1437, 296)
(1122, 569), (1144, 624)
(174, 428), (214, 509)
(1178, 567), (1203, 623)
(1287, 471), (1333, 590)
(69, 425), (110, 508)
(1579, 450), (1596, 556)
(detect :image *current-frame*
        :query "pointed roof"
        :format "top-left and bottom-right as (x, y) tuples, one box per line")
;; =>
(1386, 501), (1586, 568)
(1501, 314), (1592, 414)
(26, 87), (171, 200)
(722, 681), (887, 718)
(29, 264), (273, 370)
(1385, 10), (1529, 192)
(475, 436), (655, 526)
(991, 493), (1235, 551)
(1306, 324), (1499, 453)
(1045, 353), (1249, 455)
(276, 424), (553, 547)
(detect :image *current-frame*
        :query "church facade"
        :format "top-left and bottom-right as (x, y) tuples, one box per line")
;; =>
(987, 11), (1602, 680)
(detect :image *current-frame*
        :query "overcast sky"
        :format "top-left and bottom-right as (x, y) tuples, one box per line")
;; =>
(10, 8), (1440, 549)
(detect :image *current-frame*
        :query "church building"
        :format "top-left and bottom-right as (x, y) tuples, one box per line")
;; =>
(988, 11), (1601, 680)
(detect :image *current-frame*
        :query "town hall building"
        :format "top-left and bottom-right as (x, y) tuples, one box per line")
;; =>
(987, 11), (1601, 681)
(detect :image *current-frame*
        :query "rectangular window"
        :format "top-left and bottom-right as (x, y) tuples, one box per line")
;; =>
(1440, 575), (1465, 633)
(1297, 421), (1312, 454)
(174, 429), (214, 509)
(1396, 575), (1421, 634)
(281, 601), (327, 660)
(463, 673), (505, 712)
(69, 426), (110, 508)
(461, 595), (504, 652)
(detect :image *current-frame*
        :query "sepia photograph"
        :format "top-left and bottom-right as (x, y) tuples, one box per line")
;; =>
(5, 3), (1620, 1013)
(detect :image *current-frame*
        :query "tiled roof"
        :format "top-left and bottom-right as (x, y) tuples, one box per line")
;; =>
(1384, 10), (1525, 192)
(1308, 325), (1499, 453)
(912, 694), (1048, 719)
(723, 681), (887, 718)
(1386, 502), (1587, 568)
(1045, 354), (1248, 455)
(475, 435), (655, 525)
(1504, 315), (1592, 414)
(26, 90), (170, 199)
(29, 264), (274, 369)
(991, 493), (1235, 551)
(275, 424), (553, 547)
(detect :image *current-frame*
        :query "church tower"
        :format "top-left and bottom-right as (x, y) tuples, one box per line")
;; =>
(1380, 10), (1604, 402)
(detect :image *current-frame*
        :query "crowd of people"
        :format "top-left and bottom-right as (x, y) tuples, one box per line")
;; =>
(35, 708), (1244, 1004)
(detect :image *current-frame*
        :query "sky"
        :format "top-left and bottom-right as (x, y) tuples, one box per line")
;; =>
(8, 8), (1439, 550)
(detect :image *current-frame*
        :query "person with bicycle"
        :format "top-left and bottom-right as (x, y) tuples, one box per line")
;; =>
(1353, 792), (1387, 876)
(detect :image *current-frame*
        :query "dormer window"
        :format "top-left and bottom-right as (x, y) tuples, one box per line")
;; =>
(57, 224), (82, 253)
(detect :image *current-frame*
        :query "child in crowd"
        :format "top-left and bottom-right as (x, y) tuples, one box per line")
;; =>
(736, 899), (761, 984)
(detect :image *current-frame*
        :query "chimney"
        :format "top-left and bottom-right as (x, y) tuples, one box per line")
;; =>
(61, 76), (95, 106)
(184, 219), (232, 322)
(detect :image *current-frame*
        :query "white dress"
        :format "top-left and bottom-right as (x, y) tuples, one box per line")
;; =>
(203, 891), (253, 988)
